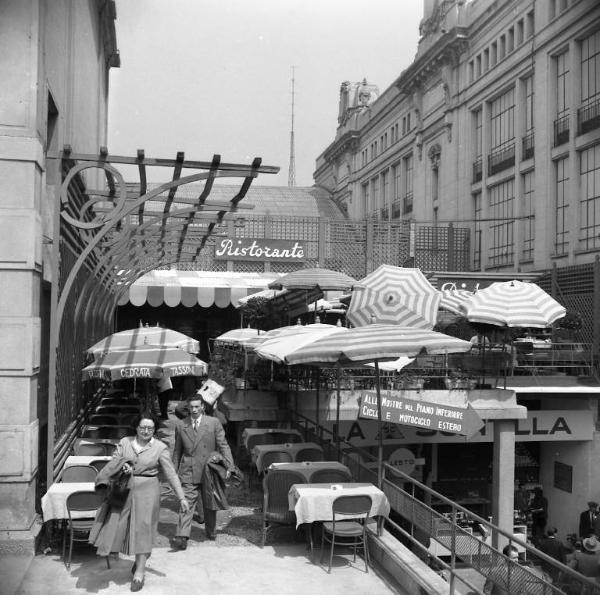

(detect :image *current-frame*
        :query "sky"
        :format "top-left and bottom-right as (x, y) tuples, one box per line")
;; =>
(108, 0), (423, 188)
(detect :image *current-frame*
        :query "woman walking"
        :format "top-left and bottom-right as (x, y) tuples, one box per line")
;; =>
(90, 411), (189, 591)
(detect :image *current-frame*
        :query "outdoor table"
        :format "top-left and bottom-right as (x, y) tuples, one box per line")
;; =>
(41, 482), (96, 522)
(288, 482), (390, 560)
(268, 461), (351, 482)
(64, 455), (111, 468)
(288, 482), (390, 528)
(252, 442), (323, 474)
(73, 437), (120, 453)
(241, 427), (303, 449)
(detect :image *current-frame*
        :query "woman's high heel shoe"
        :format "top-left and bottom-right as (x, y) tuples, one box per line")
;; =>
(130, 577), (144, 592)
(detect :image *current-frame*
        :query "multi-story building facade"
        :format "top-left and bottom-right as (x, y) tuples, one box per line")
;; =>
(0, 0), (118, 552)
(315, 0), (600, 273)
(314, 0), (600, 541)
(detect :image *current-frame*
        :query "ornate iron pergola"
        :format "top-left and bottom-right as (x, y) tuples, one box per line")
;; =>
(46, 146), (279, 483)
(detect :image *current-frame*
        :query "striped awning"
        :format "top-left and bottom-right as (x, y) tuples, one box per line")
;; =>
(118, 270), (282, 308)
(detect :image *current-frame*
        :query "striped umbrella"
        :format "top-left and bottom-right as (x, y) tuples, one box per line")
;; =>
(439, 288), (475, 315)
(285, 324), (472, 366)
(267, 267), (357, 291)
(82, 345), (208, 382)
(213, 328), (262, 346)
(347, 265), (440, 329)
(285, 324), (472, 488)
(87, 326), (200, 357)
(464, 280), (566, 328)
(254, 324), (346, 363)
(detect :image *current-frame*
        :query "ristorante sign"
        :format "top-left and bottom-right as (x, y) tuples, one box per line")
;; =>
(214, 237), (306, 261)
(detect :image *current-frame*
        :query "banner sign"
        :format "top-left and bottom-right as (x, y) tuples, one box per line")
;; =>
(359, 393), (484, 438)
(214, 237), (306, 262)
(326, 409), (594, 446)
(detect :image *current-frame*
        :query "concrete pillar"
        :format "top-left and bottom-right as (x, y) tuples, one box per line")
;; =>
(491, 419), (516, 548)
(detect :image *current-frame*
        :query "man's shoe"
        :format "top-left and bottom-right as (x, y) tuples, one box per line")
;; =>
(172, 536), (188, 550)
(206, 533), (216, 541)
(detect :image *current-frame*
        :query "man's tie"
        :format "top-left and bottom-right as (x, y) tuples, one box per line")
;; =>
(193, 420), (198, 432)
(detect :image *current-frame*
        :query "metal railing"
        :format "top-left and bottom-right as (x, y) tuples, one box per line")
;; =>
(578, 98), (600, 135)
(554, 115), (570, 147)
(487, 142), (516, 176)
(522, 132), (534, 160)
(292, 411), (600, 595)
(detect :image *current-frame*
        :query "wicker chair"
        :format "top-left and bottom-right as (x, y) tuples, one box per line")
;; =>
(261, 450), (293, 472)
(308, 468), (353, 484)
(59, 464), (97, 483)
(262, 469), (306, 547)
(295, 447), (324, 462)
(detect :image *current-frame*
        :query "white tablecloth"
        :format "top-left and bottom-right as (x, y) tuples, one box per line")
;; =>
(252, 442), (323, 473)
(268, 461), (351, 482)
(241, 428), (303, 449)
(288, 483), (390, 528)
(65, 455), (111, 468)
(41, 482), (97, 522)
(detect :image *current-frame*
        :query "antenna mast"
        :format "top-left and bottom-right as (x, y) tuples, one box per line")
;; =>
(288, 66), (296, 187)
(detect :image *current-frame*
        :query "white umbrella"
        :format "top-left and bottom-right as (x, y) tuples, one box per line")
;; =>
(465, 280), (566, 328)
(348, 265), (440, 329)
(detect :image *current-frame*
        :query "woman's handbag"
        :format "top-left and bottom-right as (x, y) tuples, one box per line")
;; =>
(106, 470), (130, 507)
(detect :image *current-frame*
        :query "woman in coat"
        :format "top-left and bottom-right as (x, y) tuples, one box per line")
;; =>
(90, 411), (189, 592)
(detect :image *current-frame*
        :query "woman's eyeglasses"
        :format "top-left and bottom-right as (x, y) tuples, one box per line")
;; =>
(138, 426), (155, 433)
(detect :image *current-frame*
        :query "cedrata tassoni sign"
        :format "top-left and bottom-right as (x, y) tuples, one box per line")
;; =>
(83, 364), (203, 381)
(214, 238), (306, 261)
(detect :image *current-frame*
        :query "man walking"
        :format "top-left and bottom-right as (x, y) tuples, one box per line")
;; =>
(172, 391), (234, 547)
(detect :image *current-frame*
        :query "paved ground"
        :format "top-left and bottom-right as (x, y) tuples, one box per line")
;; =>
(2, 411), (401, 594)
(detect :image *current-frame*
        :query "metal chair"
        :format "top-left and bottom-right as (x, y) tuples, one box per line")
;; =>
(295, 447), (324, 462)
(81, 426), (113, 440)
(88, 414), (119, 425)
(89, 459), (109, 472)
(73, 443), (107, 456)
(320, 494), (372, 573)
(308, 468), (353, 484)
(59, 464), (97, 483)
(261, 470), (306, 547)
(246, 433), (276, 452)
(262, 450), (293, 472)
(62, 490), (107, 570)
(105, 426), (134, 439)
(270, 432), (302, 444)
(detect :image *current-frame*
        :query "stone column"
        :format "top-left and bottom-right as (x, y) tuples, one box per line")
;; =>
(491, 419), (516, 548)
(0, 0), (43, 553)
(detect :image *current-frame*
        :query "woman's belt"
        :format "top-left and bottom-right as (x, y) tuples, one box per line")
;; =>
(133, 472), (158, 477)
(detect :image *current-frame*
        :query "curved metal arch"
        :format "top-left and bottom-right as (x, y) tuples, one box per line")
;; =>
(73, 205), (237, 324)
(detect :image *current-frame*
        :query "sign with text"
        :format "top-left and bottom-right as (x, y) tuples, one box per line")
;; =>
(359, 393), (484, 438)
(214, 237), (306, 262)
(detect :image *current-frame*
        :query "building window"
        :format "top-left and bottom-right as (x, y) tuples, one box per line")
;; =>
(554, 51), (570, 146)
(473, 192), (482, 270)
(491, 42), (497, 66)
(381, 169), (389, 219)
(362, 182), (370, 218)
(523, 75), (535, 160)
(370, 176), (379, 218)
(403, 154), (413, 214)
(473, 108), (483, 182)
(579, 30), (600, 135)
(489, 88), (515, 175)
(476, 55), (482, 78)
(517, 19), (524, 46)
(579, 145), (600, 251)
(469, 60), (474, 83)
(392, 162), (401, 218)
(526, 10), (534, 39)
(489, 179), (515, 267)
(522, 172), (535, 261)
(483, 49), (490, 72)
(555, 157), (570, 256)
(507, 28), (514, 53)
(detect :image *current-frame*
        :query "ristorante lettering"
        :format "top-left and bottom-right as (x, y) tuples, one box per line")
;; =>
(214, 238), (305, 261)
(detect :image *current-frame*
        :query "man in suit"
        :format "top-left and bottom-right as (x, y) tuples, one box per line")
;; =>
(172, 391), (234, 548)
(580, 501), (598, 539)
(537, 527), (567, 582)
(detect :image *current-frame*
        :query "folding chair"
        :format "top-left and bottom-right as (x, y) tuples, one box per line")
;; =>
(320, 494), (372, 573)
(59, 465), (97, 483)
(63, 490), (107, 570)
(295, 447), (324, 462)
